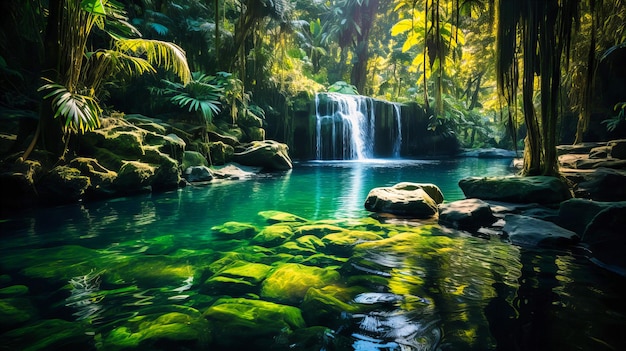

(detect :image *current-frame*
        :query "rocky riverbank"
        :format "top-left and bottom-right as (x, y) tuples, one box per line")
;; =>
(0, 114), (292, 214)
(364, 140), (626, 276)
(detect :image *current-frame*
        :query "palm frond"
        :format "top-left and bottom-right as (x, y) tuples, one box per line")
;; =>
(115, 39), (191, 84)
(38, 82), (102, 133)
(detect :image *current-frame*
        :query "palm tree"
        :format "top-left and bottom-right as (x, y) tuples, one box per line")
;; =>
(23, 0), (191, 161)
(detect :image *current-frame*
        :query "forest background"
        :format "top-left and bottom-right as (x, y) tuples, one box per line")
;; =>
(1, 0), (625, 177)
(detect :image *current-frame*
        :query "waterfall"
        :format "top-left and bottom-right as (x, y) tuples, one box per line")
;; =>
(314, 93), (403, 160)
(315, 93), (373, 160)
(392, 103), (402, 158)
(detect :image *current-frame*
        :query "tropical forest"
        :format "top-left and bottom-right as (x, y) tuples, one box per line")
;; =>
(0, 0), (625, 350)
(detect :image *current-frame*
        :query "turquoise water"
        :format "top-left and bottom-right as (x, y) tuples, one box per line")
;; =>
(0, 159), (624, 350)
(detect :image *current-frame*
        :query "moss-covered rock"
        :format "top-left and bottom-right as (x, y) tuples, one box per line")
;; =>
(293, 223), (346, 238)
(233, 140), (293, 171)
(321, 230), (384, 256)
(258, 210), (309, 224)
(211, 221), (258, 239)
(251, 225), (295, 247)
(301, 286), (365, 326)
(209, 141), (234, 165)
(0, 297), (38, 328)
(104, 310), (210, 350)
(261, 263), (341, 304)
(0, 285), (29, 297)
(203, 260), (272, 295)
(68, 157), (117, 198)
(203, 297), (305, 348)
(114, 160), (155, 191)
(182, 151), (209, 170)
(0, 319), (91, 350)
(36, 166), (90, 204)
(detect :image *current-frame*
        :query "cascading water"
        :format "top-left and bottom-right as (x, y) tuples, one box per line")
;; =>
(315, 93), (403, 160)
(392, 103), (403, 158)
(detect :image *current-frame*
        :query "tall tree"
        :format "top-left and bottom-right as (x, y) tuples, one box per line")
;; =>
(495, 0), (578, 176)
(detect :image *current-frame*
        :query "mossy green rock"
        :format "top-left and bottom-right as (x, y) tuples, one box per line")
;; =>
(0, 245), (104, 281)
(211, 221), (258, 239)
(301, 286), (364, 326)
(261, 263), (341, 303)
(105, 311), (210, 349)
(203, 261), (272, 294)
(0, 298), (37, 327)
(0, 285), (29, 297)
(204, 297), (305, 347)
(251, 225), (294, 246)
(0, 319), (91, 351)
(258, 210), (309, 224)
(294, 224), (346, 238)
(321, 230), (384, 255)
(106, 255), (197, 286)
(182, 150), (209, 170)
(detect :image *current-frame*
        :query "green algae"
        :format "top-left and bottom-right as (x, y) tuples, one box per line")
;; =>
(0, 298), (37, 327)
(293, 223), (346, 238)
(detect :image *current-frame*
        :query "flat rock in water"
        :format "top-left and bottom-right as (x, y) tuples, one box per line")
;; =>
(459, 176), (572, 204)
(438, 198), (496, 231)
(581, 202), (626, 276)
(503, 214), (579, 247)
(364, 182), (443, 218)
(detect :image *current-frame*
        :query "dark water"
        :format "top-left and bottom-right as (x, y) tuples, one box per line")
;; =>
(0, 159), (624, 350)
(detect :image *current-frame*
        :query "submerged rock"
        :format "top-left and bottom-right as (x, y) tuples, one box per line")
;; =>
(204, 297), (305, 348)
(364, 182), (444, 218)
(261, 263), (341, 304)
(211, 221), (258, 239)
(258, 210), (309, 224)
(104, 310), (210, 349)
(459, 176), (572, 204)
(0, 319), (91, 350)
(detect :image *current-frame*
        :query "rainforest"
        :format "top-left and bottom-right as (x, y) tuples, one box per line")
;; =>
(0, 1), (625, 350)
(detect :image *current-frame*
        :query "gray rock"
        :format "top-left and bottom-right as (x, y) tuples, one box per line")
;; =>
(575, 167), (626, 201)
(459, 176), (572, 204)
(364, 183), (442, 218)
(589, 146), (609, 159)
(233, 140), (293, 171)
(582, 202), (626, 276)
(557, 198), (616, 235)
(438, 198), (496, 231)
(184, 166), (213, 182)
(503, 214), (579, 247)
(459, 148), (519, 158)
(609, 139), (626, 159)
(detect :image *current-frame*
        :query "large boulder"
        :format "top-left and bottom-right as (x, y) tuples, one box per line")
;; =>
(503, 214), (579, 247)
(609, 139), (626, 159)
(573, 167), (626, 201)
(364, 182), (444, 218)
(233, 140), (292, 171)
(557, 198), (616, 235)
(68, 157), (117, 198)
(36, 166), (90, 204)
(459, 176), (572, 204)
(581, 202), (626, 276)
(438, 198), (496, 231)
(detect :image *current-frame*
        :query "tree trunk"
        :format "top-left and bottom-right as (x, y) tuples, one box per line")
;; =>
(39, 0), (65, 156)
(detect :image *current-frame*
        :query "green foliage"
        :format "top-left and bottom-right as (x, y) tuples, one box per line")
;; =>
(601, 102), (626, 132)
(327, 81), (359, 95)
(152, 72), (223, 123)
(38, 81), (103, 133)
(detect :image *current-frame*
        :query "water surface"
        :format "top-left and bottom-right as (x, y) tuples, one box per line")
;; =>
(0, 159), (623, 351)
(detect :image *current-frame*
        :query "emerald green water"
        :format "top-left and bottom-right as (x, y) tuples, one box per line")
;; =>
(0, 159), (624, 350)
